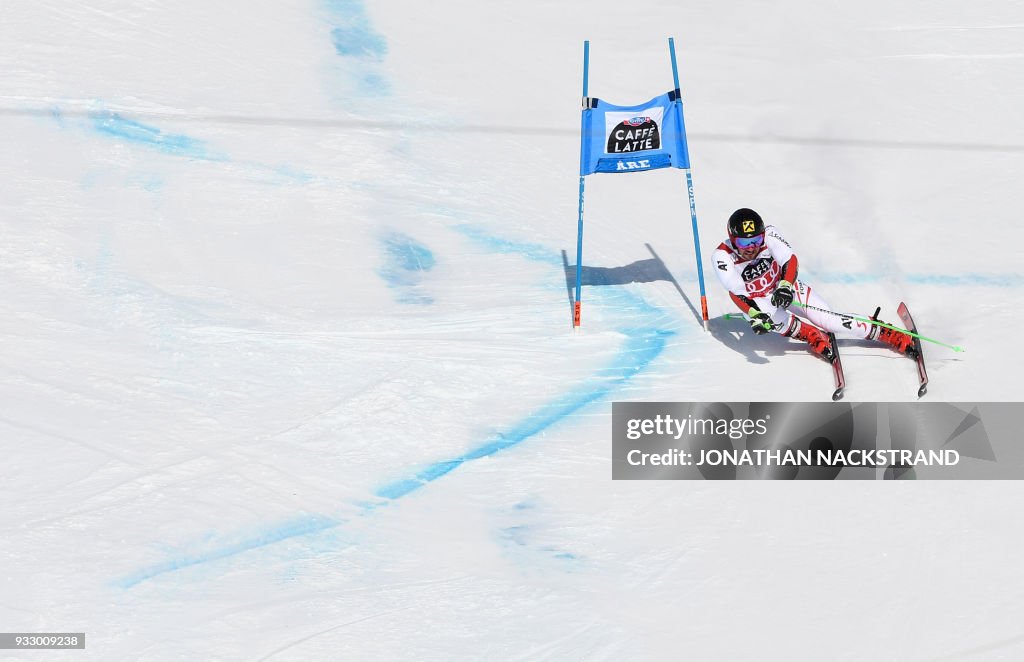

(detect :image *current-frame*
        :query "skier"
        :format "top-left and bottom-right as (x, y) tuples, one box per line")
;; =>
(712, 208), (915, 361)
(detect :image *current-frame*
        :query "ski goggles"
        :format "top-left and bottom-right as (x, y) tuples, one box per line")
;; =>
(733, 233), (765, 249)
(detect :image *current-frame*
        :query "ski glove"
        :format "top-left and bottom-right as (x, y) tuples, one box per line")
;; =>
(771, 280), (795, 309)
(748, 310), (773, 335)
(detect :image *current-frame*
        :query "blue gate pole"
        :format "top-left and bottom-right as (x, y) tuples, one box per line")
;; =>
(573, 40), (590, 329)
(669, 37), (710, 331)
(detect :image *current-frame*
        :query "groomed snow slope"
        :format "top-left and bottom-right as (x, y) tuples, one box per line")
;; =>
(1, 1), (1023, 660)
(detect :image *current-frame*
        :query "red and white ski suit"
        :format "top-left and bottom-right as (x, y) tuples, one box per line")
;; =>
(712, 225), (876, 339)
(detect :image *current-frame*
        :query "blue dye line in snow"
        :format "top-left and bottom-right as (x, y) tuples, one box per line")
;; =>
(381, 232), (435, 272)
(378, 232), (436, 304)
(357, 72), (390, 95)
(85, 110), (318, 182)
(108, 210), (675, 584)
(326, 0), (388, 60)
(331, 25), (387, 60)
(111, 220), (674, 588)
(454, 223), (562, 266)
(90, 112), (224, 161)
(369, 222), (678, 499)
(115, 323), (672, 587)
(324, 0), (389, 95)
(116, 514), (339, 589)
(269, 164), (317, 184)
(375, 327), (673, 500)
(501, 526), (578, 562)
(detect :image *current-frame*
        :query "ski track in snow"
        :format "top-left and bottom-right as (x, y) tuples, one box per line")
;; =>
(111, 5), (683, 589)
(13, 78), (1012, 593)
(2, 1), (1023, 659)
(79, 2), (1015, 588)
(75, 108), (318, 184)
(115, 221), (680, 587)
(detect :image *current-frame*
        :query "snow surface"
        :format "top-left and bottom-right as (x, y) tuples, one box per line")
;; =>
(1, 1), (1023, 660)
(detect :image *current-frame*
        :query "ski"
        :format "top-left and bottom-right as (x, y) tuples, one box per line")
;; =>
(896, 302), (928, 398)
(827, 332), (845, 401)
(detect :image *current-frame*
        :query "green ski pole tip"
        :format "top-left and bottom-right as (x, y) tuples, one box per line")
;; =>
(719, 311), (965, 353)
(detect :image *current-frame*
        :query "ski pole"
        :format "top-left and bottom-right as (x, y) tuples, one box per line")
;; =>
(720, 308), (964, 353)
(789, 301), (965, 353)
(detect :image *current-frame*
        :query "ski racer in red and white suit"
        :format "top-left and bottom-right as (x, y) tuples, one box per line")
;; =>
(712, 208), (914, 359)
